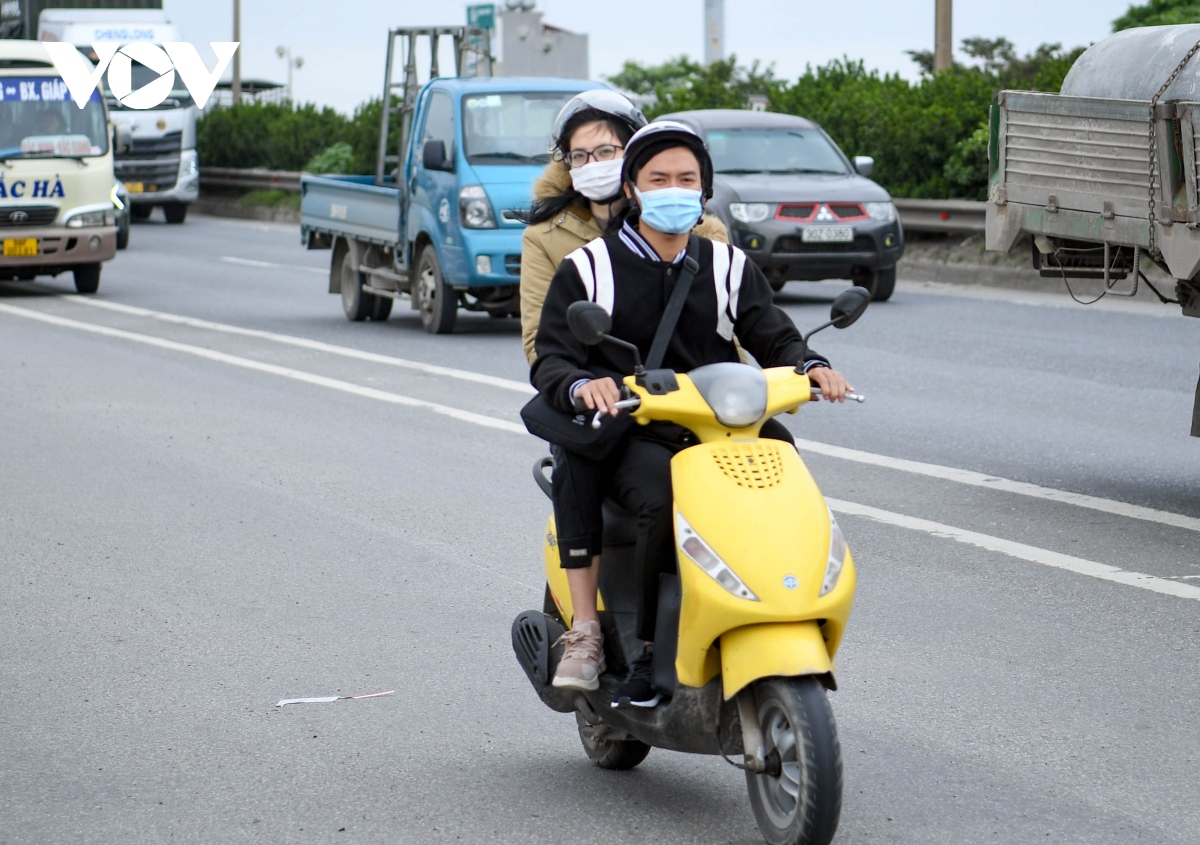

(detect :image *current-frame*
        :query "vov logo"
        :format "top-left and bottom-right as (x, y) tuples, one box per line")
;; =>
(42, 42), (240, 110)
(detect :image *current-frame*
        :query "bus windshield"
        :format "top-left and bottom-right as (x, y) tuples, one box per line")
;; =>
(0, 76), (109, 160)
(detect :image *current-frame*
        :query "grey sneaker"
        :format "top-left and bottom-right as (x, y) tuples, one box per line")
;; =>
(552, 620), (605, 691)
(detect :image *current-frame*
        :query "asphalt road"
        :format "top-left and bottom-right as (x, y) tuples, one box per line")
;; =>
(2, 214), (1199, 844)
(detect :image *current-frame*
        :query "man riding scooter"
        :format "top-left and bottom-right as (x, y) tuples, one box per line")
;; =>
(531, 121), (852, 706)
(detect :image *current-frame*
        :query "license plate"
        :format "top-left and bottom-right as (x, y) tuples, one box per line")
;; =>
(801, 226), (854, 243)
(124, 181), (144, 193)
(2, 238), (37, 257)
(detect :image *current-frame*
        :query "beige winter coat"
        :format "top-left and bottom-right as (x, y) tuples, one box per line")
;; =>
(519, 160), (730, 364)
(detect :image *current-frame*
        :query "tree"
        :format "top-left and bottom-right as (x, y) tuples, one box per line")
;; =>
(1113, 0), (1200, 30)
(607, 55), (779, 118)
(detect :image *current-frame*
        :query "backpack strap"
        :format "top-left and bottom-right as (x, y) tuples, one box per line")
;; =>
(646, 235), (701, 370)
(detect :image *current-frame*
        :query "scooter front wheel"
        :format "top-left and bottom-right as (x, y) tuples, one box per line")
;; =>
(574, 711), (651, 770)
(745, 677), (843, 845)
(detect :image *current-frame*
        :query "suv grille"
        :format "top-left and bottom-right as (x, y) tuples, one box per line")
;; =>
(0, 205), (57, 227)
(777, 203), (816, 220)
(773, 235), (875, 254)
(712, 443), (784, 489)
(827, 203), (866, 220)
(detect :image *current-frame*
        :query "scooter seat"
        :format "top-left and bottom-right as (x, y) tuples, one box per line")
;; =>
(601, 499), (639, 547)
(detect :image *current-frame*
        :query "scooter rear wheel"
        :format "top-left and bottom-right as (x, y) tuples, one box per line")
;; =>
(574, 711), (651, 770)
(745, 677), (842, 845)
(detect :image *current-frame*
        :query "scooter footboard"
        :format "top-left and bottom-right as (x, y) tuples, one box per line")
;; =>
(720, 622), (833, 700)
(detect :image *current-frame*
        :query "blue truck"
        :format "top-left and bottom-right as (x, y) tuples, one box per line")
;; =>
(301, 26), (599, 333)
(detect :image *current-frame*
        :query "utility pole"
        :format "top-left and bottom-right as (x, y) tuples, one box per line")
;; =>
(232, 0), (241, 105)
(704, 0), (724, 64)
(934, 0), (953, 72)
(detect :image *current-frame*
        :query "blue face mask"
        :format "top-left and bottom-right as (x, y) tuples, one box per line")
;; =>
(634, 186), (703, 235)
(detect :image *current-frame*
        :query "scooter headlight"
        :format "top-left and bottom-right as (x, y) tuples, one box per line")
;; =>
(689, 362), (768, 428)
(676, 511), (759, 601)
(819, 508), (847, 597)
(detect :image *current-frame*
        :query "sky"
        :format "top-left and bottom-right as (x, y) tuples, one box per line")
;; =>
(160, 0), (1145, 114)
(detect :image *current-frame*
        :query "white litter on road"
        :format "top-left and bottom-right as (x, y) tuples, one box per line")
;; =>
(276, 689), (394, 708)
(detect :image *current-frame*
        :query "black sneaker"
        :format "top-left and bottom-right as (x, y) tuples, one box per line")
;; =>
(612, 645), (662, 709)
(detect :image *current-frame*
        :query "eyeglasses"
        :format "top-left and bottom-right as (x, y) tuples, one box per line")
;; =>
(566, 144), (624, 168)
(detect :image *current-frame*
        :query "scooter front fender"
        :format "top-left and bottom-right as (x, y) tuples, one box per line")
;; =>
(720, 621), (832, 700)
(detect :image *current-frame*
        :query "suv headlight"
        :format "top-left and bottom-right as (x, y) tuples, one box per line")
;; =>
(819, 508), (847, 596)
(459, 185), (497, 229)
(729, 202), (771, 224)
(66, 210), (115, 228)
(864, 201), (896, 222)
(677, 512), (759, 601)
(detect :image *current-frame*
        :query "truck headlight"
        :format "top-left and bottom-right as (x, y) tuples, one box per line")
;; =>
(729, 202), (771, 223)
(864, 201), (896, 222)
(819, 508), (847, 596)
(459, 185), (497, 229)
(179, 149), (199, 177)
(676, 512), (759, 601)
(66, 210), (115, 228)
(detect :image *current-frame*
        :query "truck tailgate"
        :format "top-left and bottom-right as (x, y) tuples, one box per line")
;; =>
(301, 175), (400, 247)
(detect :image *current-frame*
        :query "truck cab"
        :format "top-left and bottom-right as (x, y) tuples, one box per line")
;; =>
(37, 9), (199, 224)
(0, 39), (121, 293)
(303, 72), (599, 333)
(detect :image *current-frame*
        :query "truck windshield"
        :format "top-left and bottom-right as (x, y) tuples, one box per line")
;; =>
(461, 91), (574, 165)
(104, 61), (193, 110)
(0, 76), (108, 160)
(707, 129), (848, 175)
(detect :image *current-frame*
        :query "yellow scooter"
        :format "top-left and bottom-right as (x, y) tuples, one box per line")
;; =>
(513, 288), (869, 845)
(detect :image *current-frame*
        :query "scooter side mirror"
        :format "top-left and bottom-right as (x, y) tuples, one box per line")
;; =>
(830, 287), (870, 329)
(566, 301), (612, 346)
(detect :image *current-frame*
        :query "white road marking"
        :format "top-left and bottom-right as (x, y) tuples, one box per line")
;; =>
(0, 303), (525, 435)
(827, 498), (1200, 602)
(219, 255), (326, 275)
(53, 296), (1200, 534)
(68, 297), (537, 395)
(798, 439), (1200, 534)
(3, 300), (1196, 604)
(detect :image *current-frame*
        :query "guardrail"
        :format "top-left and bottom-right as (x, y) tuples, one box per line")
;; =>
(199, 168), (987, 234)
(200, 167), (302, 192)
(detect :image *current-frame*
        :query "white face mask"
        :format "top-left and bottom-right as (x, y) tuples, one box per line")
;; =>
(569, 158), (624, 201)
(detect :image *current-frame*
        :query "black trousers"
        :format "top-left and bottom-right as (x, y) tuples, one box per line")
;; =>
(551, 417), (795, 641)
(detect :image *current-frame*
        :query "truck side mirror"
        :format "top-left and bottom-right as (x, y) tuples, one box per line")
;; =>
(114, 125), (133, 156)
(423, 139), (451, 172)
(853, 156), (874, 177)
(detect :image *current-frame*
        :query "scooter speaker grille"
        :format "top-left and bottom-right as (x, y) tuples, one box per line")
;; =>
(712, 443), (784, 488)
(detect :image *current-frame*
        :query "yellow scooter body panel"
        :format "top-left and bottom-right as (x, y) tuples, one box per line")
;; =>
(670, 440), (856, 694)
(720, 622), (831, 699)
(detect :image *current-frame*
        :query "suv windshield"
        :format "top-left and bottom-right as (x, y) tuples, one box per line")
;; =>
(461, 91), (574, 165)
(707, 129), (848, 175)
(0, 76), (108, 159)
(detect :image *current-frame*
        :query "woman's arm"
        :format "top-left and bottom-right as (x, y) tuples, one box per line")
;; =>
(519, 226), (559, 366)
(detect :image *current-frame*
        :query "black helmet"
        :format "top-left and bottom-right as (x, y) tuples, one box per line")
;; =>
(621, 120), (715, 199)
(550, 89), (648, 154)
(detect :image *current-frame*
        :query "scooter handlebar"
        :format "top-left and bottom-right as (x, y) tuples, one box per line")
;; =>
(811, 387), (865, 403)
(590, 397), (642, 429)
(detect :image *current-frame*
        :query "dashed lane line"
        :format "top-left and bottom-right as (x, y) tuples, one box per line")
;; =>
(2, 299), (1197, 606)
(0, 302), (524, 435)
(69, 296), (537, 395)
(66, 296), (1200, 535)
(827, 498), (1200, 602)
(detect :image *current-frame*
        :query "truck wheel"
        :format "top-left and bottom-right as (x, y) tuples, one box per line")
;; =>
(73, 263), (102, 295)
(370, 295), (393, 321)
(162, 202), (187, 224)
(854, 266), (896, 302)
(339, 245), (373, 322)
(769, 279), (787, 293)
(130, 205), (152, 222)
(414, 248), (457, 334)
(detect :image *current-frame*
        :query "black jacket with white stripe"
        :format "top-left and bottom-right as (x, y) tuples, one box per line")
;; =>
(531, 231), (830, 412)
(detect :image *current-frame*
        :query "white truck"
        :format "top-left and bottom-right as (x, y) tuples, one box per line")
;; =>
(0, 39), (126, 293)
(37, 8), (198, 223)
